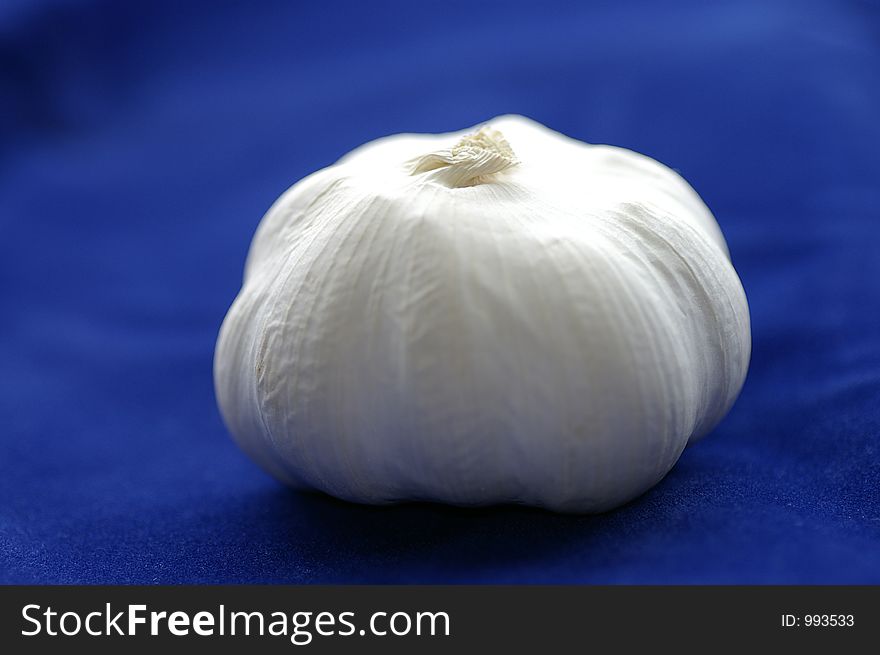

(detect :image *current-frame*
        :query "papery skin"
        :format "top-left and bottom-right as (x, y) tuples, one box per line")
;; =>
(214, 115), (750, 513)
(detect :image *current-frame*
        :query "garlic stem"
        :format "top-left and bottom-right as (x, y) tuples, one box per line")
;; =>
(410, 126), (519, 187)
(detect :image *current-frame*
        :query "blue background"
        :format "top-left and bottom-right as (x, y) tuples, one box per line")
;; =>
(2, 0), (879, 583)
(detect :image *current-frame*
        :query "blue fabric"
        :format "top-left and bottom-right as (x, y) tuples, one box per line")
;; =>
(2, 0), (879, 584)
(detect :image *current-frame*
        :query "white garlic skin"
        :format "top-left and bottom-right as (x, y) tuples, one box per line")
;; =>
(214, 115), (750, 513)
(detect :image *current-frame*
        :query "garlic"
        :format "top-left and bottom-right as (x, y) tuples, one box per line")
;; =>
(214, 115), (750, 513)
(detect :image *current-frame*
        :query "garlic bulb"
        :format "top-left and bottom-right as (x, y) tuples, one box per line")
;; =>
(214, 115), (750, 513)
